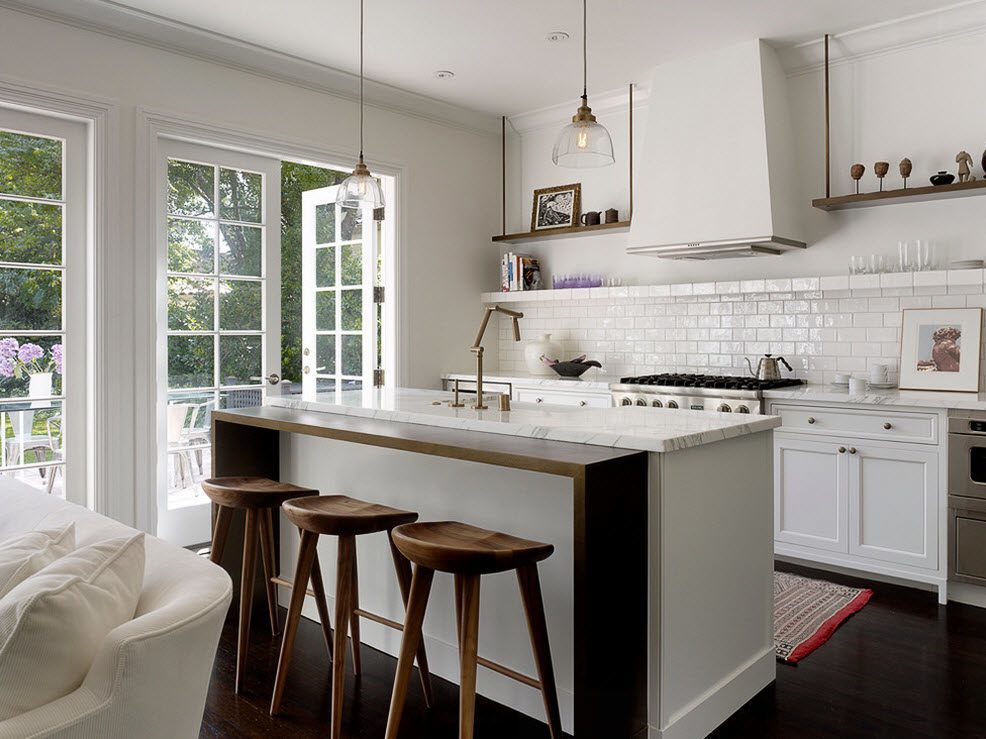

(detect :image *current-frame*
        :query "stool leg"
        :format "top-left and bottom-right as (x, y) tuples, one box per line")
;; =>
(308, 547), (334, 661)
(385, 565), (434, 739)
(517, 564), (563, 739)
(270, 529), (320, 715)
(331, 535), (357, 739)
(235, 508), (260, 695)
(349, 543), (362, 676)
(258, 508), (280, 635)
(455, 574), (481, 739)
(208, 505), (232, 564)
(388, 537), (434, 708)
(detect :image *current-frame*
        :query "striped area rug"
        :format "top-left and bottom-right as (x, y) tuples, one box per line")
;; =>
(774, 571), (872, 663)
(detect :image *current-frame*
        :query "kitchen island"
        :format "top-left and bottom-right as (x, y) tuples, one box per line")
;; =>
(211, 389), (780, 739)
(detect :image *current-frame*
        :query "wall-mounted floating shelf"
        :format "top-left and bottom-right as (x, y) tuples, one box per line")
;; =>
(492, 220), (631, 244)
(812, 179), (986, 211)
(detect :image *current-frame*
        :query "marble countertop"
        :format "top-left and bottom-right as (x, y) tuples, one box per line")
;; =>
(267, 388), (780, 453)
(442, 371), (618, 392)
(764, 384), (986, 411)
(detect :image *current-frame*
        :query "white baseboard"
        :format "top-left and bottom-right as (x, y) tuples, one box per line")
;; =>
(651, 648), (775, 739)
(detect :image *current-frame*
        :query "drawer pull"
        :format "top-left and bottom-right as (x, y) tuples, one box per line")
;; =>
(838, 447), (846, 454)
(579, 400), (587, 407)
(807, 417), (816, 424)
(535, 397), (543, 404)
(883, 422), (893, 430)
(849, 447), (857, 455)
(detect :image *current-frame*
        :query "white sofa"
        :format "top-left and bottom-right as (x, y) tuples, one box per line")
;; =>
(0, 480), (232, 738)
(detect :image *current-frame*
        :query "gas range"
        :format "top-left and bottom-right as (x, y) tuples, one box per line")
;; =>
(610, 373), (803, 415)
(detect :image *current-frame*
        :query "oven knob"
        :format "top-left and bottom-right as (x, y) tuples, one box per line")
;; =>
(620, 397), (633, 406)
(667, 400), (678, 409)
(717, 403), (732, 413)
(635, 398), (647, 406)
(651, 399), (663, 408)
(735, 405), (750, 414)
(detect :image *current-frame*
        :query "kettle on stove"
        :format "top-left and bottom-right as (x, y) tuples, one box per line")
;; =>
(745, 353), (792, 381)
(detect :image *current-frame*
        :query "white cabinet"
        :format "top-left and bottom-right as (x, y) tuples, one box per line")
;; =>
(514, 387), (612, 408)
(774, 436), (847, 553)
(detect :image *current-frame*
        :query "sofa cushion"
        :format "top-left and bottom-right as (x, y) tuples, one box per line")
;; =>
(0, 524), (75, 598)
(0, 532), (145, 720)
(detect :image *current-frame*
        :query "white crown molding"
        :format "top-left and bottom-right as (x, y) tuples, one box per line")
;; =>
(779, 0), (986, 76)
(0, 0), (502, 136)
(508, 81), (651, 135)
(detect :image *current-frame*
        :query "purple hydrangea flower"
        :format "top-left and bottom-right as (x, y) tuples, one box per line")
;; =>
(0, 338), (18, 361)
(0, 357), (13, 378)
(51, 344), (63, 375)
(17, 343), (44, 364)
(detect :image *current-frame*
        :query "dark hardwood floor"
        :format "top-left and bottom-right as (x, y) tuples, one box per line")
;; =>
(201, 562), (986, 738)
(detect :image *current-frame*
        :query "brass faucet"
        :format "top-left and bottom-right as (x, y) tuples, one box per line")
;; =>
(470, 305), (523, 410)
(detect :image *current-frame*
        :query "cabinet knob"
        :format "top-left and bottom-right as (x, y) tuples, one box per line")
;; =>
(838, 446), (846, 454)
(535, 397), (543, 404)
(579, 400), (587, 407)
(807, 417), (816, 424)
(883, 422), (892, 430)
(849, 447), (858, 454)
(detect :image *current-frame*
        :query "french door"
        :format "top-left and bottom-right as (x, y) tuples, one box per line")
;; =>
(156, 139), (280, 545)
(0, 107), (88, 506)
(301, 186), (380, 397)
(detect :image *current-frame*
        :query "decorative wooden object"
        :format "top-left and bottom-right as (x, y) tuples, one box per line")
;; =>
(270, 495), (434, 738)
(900, 158), (913, 188)
(385, 521), (562, 739)
(874, 161), (890, 191)
(957, 151), (976, 182)
(201, 476), (320, 694)
(850, 163), (865, 194)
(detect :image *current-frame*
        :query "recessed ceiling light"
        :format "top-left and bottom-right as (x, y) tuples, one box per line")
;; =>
(546, 31), (570, 42)
(434, 70), (455, 79)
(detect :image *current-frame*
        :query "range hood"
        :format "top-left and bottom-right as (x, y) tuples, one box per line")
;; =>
(628, 40), (806, 260)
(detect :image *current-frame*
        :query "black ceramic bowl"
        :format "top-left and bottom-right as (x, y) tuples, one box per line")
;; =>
(549, 360), (602, 378)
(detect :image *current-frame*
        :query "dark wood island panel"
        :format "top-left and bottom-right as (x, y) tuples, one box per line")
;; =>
(211, 406), (648, 738)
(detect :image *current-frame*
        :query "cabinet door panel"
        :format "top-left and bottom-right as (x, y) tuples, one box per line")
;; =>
(849, 444), (938, 569)
(774, 436), (847, 552)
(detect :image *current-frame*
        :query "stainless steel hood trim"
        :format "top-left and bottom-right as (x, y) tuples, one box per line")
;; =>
(627, 235), (807, 260)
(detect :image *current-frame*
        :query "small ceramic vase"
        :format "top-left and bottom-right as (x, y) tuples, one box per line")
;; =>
(524, 334), (562, 376)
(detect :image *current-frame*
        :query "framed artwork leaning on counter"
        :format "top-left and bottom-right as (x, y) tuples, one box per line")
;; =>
(898, 307), (983, 392)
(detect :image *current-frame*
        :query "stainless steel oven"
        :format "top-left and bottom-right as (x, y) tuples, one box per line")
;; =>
(947, 414), (986, 500)
(948, 411), (986, 585)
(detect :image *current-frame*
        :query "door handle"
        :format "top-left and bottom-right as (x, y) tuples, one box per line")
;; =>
(267, 373), (280, 385)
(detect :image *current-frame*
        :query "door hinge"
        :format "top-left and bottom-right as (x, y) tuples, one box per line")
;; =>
(373, 368), (385, 387)
(373, 286), (385, 303)
(373, 206), (385, 221)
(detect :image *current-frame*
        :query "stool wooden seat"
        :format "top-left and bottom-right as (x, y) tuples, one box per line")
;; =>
(271, 495), (434, 739)
(202, 477), (330, 695)
(385, 521), (562, 739)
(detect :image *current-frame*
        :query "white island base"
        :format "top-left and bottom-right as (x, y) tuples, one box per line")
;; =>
(214, 392), (777, 738)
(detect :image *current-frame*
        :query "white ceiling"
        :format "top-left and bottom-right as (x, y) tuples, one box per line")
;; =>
(88, 0), (968, 114)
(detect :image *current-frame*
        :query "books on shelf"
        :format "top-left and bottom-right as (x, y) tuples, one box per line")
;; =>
(501, 252), (542, 292)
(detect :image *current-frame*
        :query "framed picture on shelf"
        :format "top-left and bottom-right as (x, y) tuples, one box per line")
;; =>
(898, 308), (983, 392)
(531, 183), (581, 231)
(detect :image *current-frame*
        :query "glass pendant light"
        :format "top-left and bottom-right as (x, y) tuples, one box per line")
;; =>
(337, 0), (385, 209)
(552, 0), (614, 168)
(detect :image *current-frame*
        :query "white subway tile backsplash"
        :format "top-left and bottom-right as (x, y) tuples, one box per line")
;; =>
(819, 275), (849, 291)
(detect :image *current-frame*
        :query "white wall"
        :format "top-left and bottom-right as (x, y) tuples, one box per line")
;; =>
(0, 6), (500, 525)
(502, 19), (986, 289)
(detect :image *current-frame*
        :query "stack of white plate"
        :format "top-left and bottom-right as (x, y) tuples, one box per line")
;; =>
(950, 259), (984, 270)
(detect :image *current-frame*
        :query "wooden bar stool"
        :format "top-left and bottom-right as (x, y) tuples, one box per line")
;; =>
(270, 495), (435, 738)
(202, 476), (333, 694)
(385, 521), (562, 739)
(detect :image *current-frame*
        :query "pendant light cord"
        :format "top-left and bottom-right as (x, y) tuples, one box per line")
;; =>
(359, 0), (364, 160)
(582, 0), (587, 99)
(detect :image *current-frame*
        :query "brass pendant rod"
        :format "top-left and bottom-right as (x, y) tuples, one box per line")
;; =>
(581, 0), (588, 98)
(824, 33), (830, 199)
(358, 0), (365, 160)
(501, 115), (506, 236)
(629, 82), (633, 219)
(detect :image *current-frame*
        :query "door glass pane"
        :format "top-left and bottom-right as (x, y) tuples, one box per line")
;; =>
(168, 277), (214, 331)
(315, 203), (335, 244)
(316, 291), (335, 330)
(220, 335), (261, 385)
(219, 224), (262, 276)
(219, 280), (261, 330)
(0, 131), (61, 199)
(315, 246), (335, 287)
(0, 268), (62, 330)
(340, 209), (361, 241)
(219, 168), (262, 223)
(316, 334), (335, 375)
(341, 334), (362, 376)
(341, 289), (362, 331)
(0, 200), (62, 265)
(168, 335), (214, 388)
(341, 243), (361, 285)
(168, 161), (215, 217)
(0, 337), (63, 398)
(168, 218), (214, 274)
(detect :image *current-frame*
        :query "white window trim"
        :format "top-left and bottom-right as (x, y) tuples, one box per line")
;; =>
(136, 109), (403, 535)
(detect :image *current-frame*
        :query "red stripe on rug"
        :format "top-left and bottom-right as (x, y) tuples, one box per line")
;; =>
(785, 588), (873, 664)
